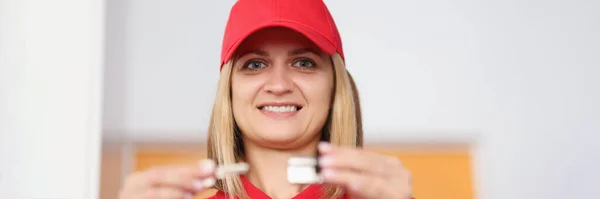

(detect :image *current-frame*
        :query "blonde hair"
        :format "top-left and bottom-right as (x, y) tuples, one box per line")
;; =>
(207, 53), (362, 199)
(346, 70), (363, 148)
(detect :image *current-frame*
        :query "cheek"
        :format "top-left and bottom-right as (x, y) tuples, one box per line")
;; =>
(298, 76), (334, 109)
(230, 75), (268, 126)
(231, 77), (256, 116)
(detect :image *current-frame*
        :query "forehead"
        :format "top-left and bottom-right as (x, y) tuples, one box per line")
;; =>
(235, 27), (323, 54)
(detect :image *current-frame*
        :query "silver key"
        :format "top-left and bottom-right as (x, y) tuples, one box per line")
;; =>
(215, 162), (250, 179)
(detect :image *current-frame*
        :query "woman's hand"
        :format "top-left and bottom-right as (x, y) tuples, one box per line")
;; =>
(318, 142), (413, 199)
(118, 159), (217, 199)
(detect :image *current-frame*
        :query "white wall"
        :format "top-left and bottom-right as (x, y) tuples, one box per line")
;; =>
(0, 0), (104, 198)
(102, 0), (600, 199)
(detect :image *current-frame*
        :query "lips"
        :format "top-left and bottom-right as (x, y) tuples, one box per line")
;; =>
(257, 102), (303, 113)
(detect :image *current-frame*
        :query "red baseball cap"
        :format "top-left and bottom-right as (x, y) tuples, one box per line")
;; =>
(220, 0), (345, 70)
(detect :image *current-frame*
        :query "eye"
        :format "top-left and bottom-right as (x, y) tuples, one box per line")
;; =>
(293, 59), (316, 68)
(243, 60), (267, 70)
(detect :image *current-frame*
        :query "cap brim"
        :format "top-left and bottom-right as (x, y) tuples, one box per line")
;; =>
(222, 20), (337, 66)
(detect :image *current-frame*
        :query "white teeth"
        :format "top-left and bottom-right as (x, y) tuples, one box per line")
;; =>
(262, 105), (298, 113)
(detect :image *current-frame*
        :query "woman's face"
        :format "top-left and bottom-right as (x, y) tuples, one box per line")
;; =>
(231, 27), (334, 149)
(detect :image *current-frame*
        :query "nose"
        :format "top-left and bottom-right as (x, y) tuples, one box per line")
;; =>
(263, 63), (293, 95)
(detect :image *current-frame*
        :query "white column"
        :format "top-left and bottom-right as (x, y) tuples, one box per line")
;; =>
(0, 0), (104, 198)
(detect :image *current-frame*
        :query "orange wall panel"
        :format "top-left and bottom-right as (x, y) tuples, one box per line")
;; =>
(372, 149), (474, 199)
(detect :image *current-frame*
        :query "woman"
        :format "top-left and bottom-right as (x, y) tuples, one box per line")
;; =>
(119, 0), (412, 198)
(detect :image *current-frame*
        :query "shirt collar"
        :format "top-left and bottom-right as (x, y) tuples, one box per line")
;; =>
(240, 175), (324, 199)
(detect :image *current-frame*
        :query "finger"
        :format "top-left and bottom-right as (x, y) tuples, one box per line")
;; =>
(123, 171), (149, 192)
(143, 186), (193, 199)
(318, 142), (401, 176)
(320, 168), (383, 199)
(146, 160), (217, 192)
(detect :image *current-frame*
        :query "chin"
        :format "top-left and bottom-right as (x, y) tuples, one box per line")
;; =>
(252, 130), (316, 149)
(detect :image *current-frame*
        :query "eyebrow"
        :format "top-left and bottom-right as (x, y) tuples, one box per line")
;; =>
(288, 48), (319, 56)
(240, 48), (319, 57)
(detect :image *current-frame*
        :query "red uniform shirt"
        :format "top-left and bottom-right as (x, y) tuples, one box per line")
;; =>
(207, 176), (413, 199)
(207, 175), (348, 199)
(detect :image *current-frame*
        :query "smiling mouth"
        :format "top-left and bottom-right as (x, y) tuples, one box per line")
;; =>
(257, 105), (303, 113)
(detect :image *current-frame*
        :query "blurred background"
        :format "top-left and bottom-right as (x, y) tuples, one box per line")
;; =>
(1, 0), (599, 198)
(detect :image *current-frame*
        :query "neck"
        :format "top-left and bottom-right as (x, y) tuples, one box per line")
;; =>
(243, 139), (319, 199)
